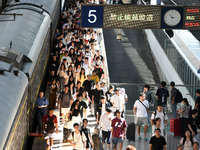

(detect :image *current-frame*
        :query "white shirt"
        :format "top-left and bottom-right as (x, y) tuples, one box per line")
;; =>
(68, 131), (86, 150)
(111, 94), (123, 112)
(61, 56), (72, 65)
(151, 110), (168, 130)
(152, 125), (164, 136)
(133, 99), (149, 117)
(83, 62), (90, 75)
(100, 113), (112, 131)
(101, 104), (106, 115)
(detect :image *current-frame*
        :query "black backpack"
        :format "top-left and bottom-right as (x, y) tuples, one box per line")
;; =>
(45, 114), (56, 133)
(159, 88), (168, 104)
(175, 88), (183, 103)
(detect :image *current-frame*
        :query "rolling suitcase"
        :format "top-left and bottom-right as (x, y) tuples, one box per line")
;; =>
(165, 126), (174, 150)
(170, 118), (180, 136)
(126, 122), (135, 141)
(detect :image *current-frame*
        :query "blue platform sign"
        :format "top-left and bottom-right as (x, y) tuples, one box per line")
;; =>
(81, 6), (103, 28)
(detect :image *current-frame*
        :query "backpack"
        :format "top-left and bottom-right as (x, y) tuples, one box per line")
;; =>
(188, 105), (192, 118)
(175, 88), (183, 103)
(45, 114), (56, 133)
(153, 110), (166, 120)
(159, 88), (168, 104)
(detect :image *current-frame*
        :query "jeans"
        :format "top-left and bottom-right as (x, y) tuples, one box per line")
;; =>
(37, 107), (46, 132)
(171, 103), (177, 118)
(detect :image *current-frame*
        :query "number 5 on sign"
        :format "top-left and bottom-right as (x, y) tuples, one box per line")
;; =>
(88, 10), (97, 23)
(81, 5), (104, 28)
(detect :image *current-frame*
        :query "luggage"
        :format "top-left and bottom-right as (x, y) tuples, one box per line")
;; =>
(63, 128), (72, 142)
(54, 109), (60, 126)
(170, 118), (181, 136)
(92, 134), (103, 150)
(165, 129), (174, 150)
(126, 122), (135, 141)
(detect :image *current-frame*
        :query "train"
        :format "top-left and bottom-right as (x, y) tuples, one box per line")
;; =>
(0, 0), (65, 149)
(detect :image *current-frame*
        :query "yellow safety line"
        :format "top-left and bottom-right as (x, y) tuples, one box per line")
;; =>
(7, 96), (27, 149)
(20, 135), (26, 150)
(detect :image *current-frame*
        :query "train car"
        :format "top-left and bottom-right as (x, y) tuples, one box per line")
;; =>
(0, 0), (64, 149)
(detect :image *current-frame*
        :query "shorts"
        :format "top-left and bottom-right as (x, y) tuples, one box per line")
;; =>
(112, 137), (123, 146)
(44, 132), (55, 139)
(61, 107), (70, 114)
(136, 117), (148, 126)
(102, 130), (111, 144)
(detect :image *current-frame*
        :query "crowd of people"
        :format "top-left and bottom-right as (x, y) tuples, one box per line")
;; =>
(133, 81), (200, 150)
(34, 0), (131, 150)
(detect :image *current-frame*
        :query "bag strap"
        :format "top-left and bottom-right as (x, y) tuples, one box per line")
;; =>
(114, 120), (122, 130)
(139, 100), (147, 109)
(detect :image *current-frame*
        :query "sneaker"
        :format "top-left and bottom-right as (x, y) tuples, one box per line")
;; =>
(138, 136), (142, 140)
(144, 137), (148, 141)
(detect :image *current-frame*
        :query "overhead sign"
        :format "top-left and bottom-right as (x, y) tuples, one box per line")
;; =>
(81, 5), (200, 29)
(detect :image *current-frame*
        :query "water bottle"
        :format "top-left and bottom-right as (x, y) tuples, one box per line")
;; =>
(162, 94), (164, 103)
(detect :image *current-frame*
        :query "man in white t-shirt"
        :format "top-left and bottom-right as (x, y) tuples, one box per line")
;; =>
(68, 123), (86, 150)
(151, 103), (168, 134)
(111, 88), (124, 115)
(133, 93), (149, 141)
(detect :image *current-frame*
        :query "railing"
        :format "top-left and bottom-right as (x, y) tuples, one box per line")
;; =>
(109, 83), (198, 111)
(151, 29), (200, 101)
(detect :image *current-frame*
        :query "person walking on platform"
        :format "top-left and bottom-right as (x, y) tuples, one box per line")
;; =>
(42, 107), (58, 150)
(58, 85), (73, 123)
(81, 119), (93, 150)
(92, 82), (104, 118)
(111, 88), (124, 116)
(156, 81), (169, 110)
(188, 109), (200, 137)
(170, 81), (178, 118)
(151, 103), (168, 135)
(133, 93), (149, 141)
(149, 128), (167, 150)
(96, 95), (111, 124)
(35, 91), (49, 133)
(111, 110), (127, 150)
(100, 108), (113, 150)
(68, 123), (87, 150)
(178, 98), (189, 137)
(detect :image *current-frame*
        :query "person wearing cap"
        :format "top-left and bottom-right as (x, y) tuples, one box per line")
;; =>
(42, 107), (58, 150)
(97, 95), (111, 124)
(100, 80), (107, 93)
(133, 93), (149, 141)
(188, 109), (200, 137)
(99, 108), (113, 150)
(151, 103), (168, 134)
(149, 128), (166, 150)
(111, 109), (127, 150)
(111, 88), (124, 116)
(35, 91), (49, 133)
